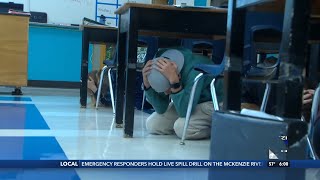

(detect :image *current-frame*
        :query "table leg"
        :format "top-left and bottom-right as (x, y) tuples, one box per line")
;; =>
(115, 31), (126, 127)
(276, 0), (311, 119)
(308, 44), (320, 86)
(123, 11), (138, 138)
(80, 29), (89, 108)
(223, 0), (246, 111)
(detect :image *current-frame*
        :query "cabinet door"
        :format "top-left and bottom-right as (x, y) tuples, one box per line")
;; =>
(0, 15), (29, 87)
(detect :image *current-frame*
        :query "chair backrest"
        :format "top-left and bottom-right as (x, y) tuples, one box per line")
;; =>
(104, 36), (158, 67)
(182, 39), (225, 65)
(137, 36), (158, 68)
(244, 12), (283, 68)
(250, 25), (282, 66)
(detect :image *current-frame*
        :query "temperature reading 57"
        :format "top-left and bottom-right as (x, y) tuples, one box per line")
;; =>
(280, 136), (287, 141)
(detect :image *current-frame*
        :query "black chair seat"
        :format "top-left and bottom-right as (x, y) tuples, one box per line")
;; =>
(103, 60), (115, 67)
(245, 65), (277, 80)
(194, 64), (224, 76)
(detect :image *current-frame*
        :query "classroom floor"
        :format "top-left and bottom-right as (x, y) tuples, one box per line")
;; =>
(0, 87), (319, 180)
(0, 87), (209, 180)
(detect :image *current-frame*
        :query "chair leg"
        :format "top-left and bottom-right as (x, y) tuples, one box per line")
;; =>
(301, 116), (317, 160)
(210, 78), (219, 111)
(180, 73), (204, 145)
(96, 66), (108, 109)
(142, 90), (146, 110)
(260, 83), (271, 112)
(307, 137), (317, 160)
(310, 85), (320, 138)
(308, 84), (320, 159)
(108, 67), (116, 114)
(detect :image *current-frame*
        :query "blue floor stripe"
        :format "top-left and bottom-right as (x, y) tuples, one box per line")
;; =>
(0, 103), (49, 129)
(0, 169), (80, 180)
(0, 137), (67, 160)
(0, 137), (79, 179)
(0, 96), (32, 101)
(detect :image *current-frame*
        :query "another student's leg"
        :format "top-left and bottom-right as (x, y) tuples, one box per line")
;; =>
(146, 103), (178, 135)
(174, 101), (213, 140)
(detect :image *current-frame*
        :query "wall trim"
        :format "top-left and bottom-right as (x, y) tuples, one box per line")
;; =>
(28, 80), (80, 89)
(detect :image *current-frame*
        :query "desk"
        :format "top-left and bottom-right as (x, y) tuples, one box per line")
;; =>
(80, 25), (117, 107)
(0, 13), (29, 90)
(114, 3), (227, 137)
(223, 0), (320, 117)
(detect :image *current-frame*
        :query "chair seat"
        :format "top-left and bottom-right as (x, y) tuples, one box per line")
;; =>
(245, 65), (277, 80)
(103, 60), (115, 67)
(194, 64), (224, 76)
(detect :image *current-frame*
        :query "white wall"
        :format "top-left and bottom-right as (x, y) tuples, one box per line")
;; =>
(0, 0), (153, 25)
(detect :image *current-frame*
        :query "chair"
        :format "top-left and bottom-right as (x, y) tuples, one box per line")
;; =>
(244, 25), (282, 112)
(182, 39), (225, 64)
(180, 27), (282, 145)
(309, 83), (320, 159)
(96, 36), (158, 113)
(209, 110), (308, 180)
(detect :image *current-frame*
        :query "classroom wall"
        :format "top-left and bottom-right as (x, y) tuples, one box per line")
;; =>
(0, 0), (95, 25)
(28, 25), (82, 82)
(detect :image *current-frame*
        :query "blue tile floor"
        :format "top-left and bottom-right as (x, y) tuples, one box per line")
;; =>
(0, 94), (80, 179)
(0, 96), (32, 102)
(0, 103), (49, 129)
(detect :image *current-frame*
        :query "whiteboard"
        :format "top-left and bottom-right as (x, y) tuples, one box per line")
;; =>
(30, 0), (95, 24)
(0, 0), (96, 24)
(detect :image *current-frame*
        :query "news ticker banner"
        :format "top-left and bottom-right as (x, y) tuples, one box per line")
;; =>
(0, 160), (319, 168)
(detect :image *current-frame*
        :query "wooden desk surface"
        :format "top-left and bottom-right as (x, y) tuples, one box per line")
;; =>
(0, 12), (30, 17)
(80, 25), (117, 31)
(243, 0), (320, 15)
(115, 3), (227, 14)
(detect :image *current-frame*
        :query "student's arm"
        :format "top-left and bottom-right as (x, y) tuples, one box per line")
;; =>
(170, 71), (205, 117)
(145, 88), (170, 114)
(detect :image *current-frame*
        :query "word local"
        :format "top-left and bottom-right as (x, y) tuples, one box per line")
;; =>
(60, 161), (79, 167)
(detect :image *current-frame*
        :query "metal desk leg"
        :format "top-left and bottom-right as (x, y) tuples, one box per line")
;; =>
(276, 0), (311, 119)
(223, 0), (246, 111)
(115, 23), (127, 128)
(123, 10), (138, 138)
(80, 29), (89, 108)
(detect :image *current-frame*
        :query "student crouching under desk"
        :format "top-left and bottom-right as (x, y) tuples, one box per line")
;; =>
(142, 48), (224, 140)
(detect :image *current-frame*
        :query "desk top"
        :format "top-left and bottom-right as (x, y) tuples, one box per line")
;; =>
(115, 3), (227, 14)
(80, 25), (117, 31)
(238, 0), (320, 15)
(0, 12), (30, 18)
(30, 22), (80, 30)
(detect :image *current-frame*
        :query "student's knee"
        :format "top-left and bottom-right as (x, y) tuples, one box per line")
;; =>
(173, 118), (185, 138)
(173, 117), (211, 140)
(146, 112), (175, 135)
(146, 113), (162, 133)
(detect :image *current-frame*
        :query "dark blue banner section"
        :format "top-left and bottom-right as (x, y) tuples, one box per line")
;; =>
(0, 160), (266, 168)
(1, 160), (320, 168)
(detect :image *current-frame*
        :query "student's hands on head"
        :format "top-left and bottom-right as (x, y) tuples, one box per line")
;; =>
(142, 60), (153, 88)
(155, 58), (180, 84)
(303, 89), (315, 105)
